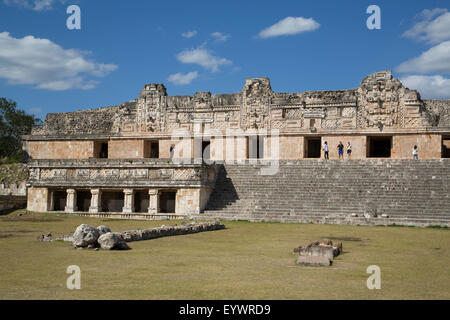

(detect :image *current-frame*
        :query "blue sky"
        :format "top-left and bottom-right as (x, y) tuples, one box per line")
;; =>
(1, 0), (449, 119)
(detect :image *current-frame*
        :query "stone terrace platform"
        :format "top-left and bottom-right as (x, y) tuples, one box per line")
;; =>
(202, 159), (450, 227)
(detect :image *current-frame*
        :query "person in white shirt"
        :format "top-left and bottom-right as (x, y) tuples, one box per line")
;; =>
(323, 141), (329, 159)
(412, 145), (418, 160)
(347, 142), (352, 159)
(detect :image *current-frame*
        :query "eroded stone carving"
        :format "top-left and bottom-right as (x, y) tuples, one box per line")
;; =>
(28, 71), (447, 138)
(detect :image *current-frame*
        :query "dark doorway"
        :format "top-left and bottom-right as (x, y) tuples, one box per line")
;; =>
(134, 191), (149, 213)
(202, 140), (211, 162)
(443, 137), (450, 158)
(94, 141), (109, 159)
(52, 191), (67, 211)
(101, 191), (124, 212)
(305, 138), (321, 158)
(367, 136), (392, 158)
(160, 191), (176, 213)
(145, 141), (159, 158)
(248, 136), (264, 159)
(76, 191), (91, 212)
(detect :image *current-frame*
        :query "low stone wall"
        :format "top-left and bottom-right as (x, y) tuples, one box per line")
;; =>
(114, 221), (226, 242)
(0, 195), (27, 213)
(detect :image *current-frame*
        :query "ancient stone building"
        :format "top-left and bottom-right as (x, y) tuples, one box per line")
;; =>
(22, 71), (450, 224)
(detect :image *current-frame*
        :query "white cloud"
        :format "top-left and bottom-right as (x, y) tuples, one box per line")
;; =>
(257, 16), (320, 38)
(181, 30), (197, 38)
(167, 71), (198, 85)
(396, 40), (450, 74)
(0, 32), (117, 91)
(400, 74), (450, 99)
(3, 0), (65, 11)
(176, 47), (232, 72)
(402, 8), (450, 44)
(210, 32), (230, 42)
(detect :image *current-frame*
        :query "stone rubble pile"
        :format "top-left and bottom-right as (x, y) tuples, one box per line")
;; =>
(71, 221), (225, 250)
(293, 239), (343, 266)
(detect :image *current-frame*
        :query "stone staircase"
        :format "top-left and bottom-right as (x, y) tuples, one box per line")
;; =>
(202, 159), (450, 227)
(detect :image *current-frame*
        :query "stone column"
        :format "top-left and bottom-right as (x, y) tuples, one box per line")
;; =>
(47, 190), (54, 211)
(65, 189), (77, 212)
(89, 188), (101, 213)
(148, 189), (160, 214)
(122, 188), (134, 213)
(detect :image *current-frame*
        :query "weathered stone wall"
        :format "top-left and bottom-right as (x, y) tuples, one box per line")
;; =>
(265, 136), (303, 160)
(176, 188), (201, 214)
(27, 71), (447, 140)
(22, 71), (450, 162)
(0, 195), (27, 213)
(424, 100), (450, 127)
(27, 187), (48, 212)
(109, 139), (144, 159)
(31, 106), (119, 136)
(26, 140), (94, 159)
(392, 134), (442, 159)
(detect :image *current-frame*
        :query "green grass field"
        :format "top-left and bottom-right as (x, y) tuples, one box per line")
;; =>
(0, 210), (449, 300)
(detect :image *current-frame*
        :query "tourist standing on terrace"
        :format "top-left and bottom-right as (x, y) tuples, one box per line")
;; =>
(337, 141), (344, 159)
(412, 145), (419, 160)
(347, 142), (352, 159)
(323, 141), (329, 159)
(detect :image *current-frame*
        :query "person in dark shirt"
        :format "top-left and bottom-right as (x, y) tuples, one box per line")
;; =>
(337, 141), (344, 159)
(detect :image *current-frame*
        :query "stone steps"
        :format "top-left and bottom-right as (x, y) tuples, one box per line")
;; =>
(202, 159), (450, 226)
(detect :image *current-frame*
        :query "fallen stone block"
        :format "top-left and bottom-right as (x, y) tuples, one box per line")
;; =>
(98, 232), (130, 250)
(97, 225), (111, 235)
(297, 256), (332, 266)
(72, 224), (100, 248)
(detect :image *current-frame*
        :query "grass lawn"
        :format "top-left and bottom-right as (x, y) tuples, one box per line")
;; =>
(0, 210), (449, 300)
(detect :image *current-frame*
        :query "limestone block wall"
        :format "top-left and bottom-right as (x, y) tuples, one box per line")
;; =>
(26, 141), (94, 159)
(27, 187), (48, 212)
(321, 135), (367, 159)
(266, 136), (303, 159)
(109, 139), (144, 159)
(159, 138), (173, 158)
(210, 136), (248, 161)
(176, 188), (206, 214)
(392, 134), (442, 159)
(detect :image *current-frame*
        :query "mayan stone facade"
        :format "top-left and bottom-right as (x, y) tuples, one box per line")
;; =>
(22, 71), (450, 216)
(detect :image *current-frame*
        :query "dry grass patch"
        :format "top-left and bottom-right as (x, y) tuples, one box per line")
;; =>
(0, 210), (449, 299)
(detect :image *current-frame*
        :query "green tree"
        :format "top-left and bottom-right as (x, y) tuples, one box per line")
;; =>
(0, 98), (43, 162)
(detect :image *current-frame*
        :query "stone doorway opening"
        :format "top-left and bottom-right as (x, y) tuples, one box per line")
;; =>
(94, 141), (109, 159)
(202, 140), (211, 162)
(159, 191), (176, 213)
(145, 140), (159, 158)
(101, 191), (124, 212)
(367, 136), (392, 158)
(51, 190), (67, 211)
(442, 136), (450, 158)
(248, 136), (264, 159)
(304, 138), (321, 158)
(134, 190), (149, 213)
(76, 190), (91, 212)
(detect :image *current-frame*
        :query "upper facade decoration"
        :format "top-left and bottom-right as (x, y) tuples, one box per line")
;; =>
(29, 71), (449, 138)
